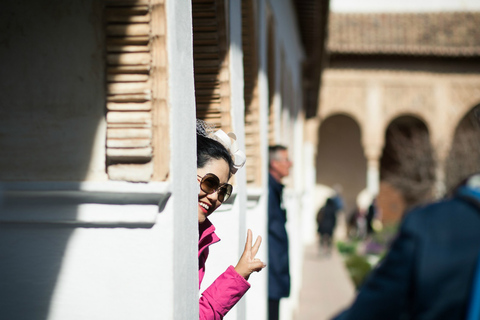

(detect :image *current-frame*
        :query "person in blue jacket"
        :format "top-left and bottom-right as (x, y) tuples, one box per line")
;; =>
(268, 145), (293, 320)
(332, 173), (480, 320)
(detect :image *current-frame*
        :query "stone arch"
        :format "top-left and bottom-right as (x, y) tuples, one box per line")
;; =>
(450, 84), (480, 131)
(433, 94), (480, 172)
(381, 111), (431, 139)
(445, 104), (480, 191)
(451, 100), (480, 134)
(320, 109), (364, 131)
(379, 115), (436, 215)
(316, 114), (367, 213)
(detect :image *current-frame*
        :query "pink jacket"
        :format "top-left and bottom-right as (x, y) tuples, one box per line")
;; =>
(198, 219), (250, 320)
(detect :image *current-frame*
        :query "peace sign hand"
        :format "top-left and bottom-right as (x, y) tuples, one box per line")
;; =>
(234, 229), (266, 281)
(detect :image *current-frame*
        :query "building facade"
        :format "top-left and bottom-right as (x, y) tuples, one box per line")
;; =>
(0, 1), (327, 319)
(315, 11), (480, 222)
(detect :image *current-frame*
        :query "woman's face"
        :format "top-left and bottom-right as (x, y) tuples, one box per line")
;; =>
(197, 158), (231, 224)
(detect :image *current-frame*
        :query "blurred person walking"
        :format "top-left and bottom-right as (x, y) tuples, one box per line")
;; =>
(316, 197), (341, 255)
(366, 197), (379, 237)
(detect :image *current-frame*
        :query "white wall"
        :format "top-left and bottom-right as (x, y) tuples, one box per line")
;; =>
(44, 186), (174, 320)
(331, 0), (480, 12)
(0, 1), (199, 320)
(0, 181), (175, 320)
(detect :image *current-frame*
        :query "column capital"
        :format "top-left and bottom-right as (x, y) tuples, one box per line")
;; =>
(364, 143), (383, 163)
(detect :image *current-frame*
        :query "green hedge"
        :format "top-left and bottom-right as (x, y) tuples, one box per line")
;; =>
(344, 254), (372, 289)
(336, 240), (357, 255)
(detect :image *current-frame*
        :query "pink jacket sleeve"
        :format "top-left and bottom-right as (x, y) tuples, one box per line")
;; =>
(199, 265), (250, 320)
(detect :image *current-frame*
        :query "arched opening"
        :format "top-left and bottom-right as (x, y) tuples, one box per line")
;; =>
(445, 105), (480, 191)
(316, 114), (366, 214)
(380, 116), (435, 217)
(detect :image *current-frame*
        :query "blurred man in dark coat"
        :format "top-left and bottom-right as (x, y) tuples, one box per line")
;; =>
(333, 173), (480, 320)
(317, 197), (341, 255)
(268, 145), (293, 320)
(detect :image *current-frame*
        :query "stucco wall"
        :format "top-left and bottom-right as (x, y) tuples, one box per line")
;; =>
(0, 0), (107, 181)
(0, 1), (199, 320)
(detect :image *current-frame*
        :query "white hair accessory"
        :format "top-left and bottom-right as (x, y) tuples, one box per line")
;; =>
(196, 119), (246, 174)
(196, 119), (215, 137)
(213, 129), (246, 174)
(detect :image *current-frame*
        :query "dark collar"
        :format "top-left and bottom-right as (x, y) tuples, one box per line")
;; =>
(269, 173), (284, 191)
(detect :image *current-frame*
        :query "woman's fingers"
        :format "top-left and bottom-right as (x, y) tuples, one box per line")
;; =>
(236, 230), (266, 280)
(251, 235), (262, 257)
(251, 259), (266, 272)
(244, 229), (252, 253)
(243, 229), (263, 261)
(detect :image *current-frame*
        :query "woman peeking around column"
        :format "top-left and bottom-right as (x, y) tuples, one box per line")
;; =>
(196, 120), (266, 319)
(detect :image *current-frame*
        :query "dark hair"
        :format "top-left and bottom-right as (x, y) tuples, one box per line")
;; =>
(197, 133), (234, 176)
(268, 144), (288, 162)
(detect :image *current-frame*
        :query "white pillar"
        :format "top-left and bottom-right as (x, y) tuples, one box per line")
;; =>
(229, 1), (247, 319)
(364, 82), (383, 199)
(432, 81), (452, 199)
(244, 1), (270, 319)
(167, 0), (199, 318)
(367, 158), (380, 196)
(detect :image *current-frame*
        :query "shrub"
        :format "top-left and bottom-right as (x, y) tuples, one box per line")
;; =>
(336, 240), (357, 255)
(344, 254), (372, 289)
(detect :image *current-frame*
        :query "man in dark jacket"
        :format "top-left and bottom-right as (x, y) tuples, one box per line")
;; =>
(268, 145), (293, 320)
(333, 173), (480, 320)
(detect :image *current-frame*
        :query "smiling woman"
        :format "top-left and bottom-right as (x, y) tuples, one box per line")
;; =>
(196, 157), (231, 224)
(196, 120), (266, 319)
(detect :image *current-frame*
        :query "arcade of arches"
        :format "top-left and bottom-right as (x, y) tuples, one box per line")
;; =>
(312, 70), (480, 224)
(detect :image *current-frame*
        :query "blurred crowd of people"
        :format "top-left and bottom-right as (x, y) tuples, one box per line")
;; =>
(346, 197), (381, 241)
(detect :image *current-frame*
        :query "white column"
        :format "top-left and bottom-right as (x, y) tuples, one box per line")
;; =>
(364, 82), (383, 198)
(432, 134), (452, 199)
(432, 81), (451, 199)
(229, 1), (247, 319)
(367, 158), (380, 196)
(166, 0), (199, 318)
(244, 1), (269, 320)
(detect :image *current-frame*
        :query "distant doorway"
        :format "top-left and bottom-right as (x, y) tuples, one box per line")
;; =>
(380, 116), (435, 212)
(317, 114), (367, 213)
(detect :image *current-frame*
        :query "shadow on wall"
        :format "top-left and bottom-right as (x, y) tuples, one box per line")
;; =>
(0, 0), (105, 181)
(0, 1), (105, 319)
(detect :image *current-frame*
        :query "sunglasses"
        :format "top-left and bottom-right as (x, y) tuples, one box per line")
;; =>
(197, 173), (233, 203)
